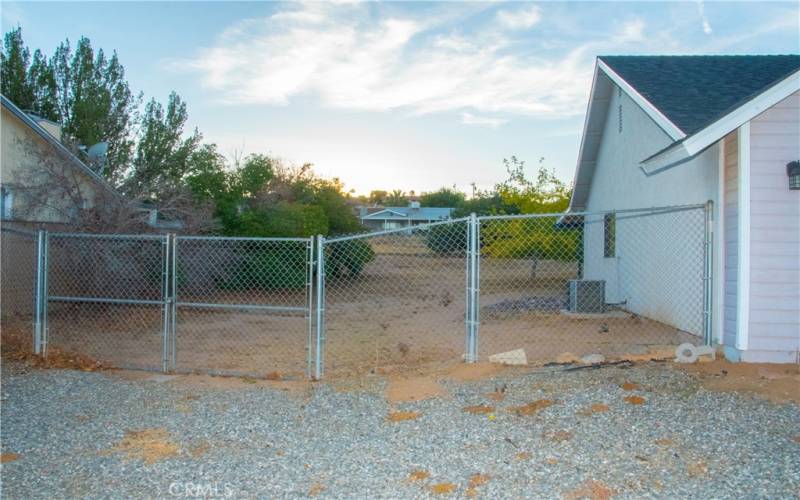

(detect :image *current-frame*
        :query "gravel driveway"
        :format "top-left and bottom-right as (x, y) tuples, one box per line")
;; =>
(1, 361), (798, 498)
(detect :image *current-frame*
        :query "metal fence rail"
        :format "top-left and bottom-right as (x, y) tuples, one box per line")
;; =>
(2, 203), (712, 379)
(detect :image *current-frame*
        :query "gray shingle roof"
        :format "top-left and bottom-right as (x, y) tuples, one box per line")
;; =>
(599, 55), (800, 135)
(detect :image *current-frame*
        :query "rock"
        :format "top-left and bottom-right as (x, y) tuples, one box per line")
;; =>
(489, 349), (527, 366)
(580, 353), (605, 364)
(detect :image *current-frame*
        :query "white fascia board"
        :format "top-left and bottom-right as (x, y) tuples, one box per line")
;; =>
(362, 209), (406, 219)
(597, 60), (687, 141)
(736, 122), (751, 351)
(567, 63), (602, 212)
(639, 143), (691, 175)
(683, 69), (800, 156)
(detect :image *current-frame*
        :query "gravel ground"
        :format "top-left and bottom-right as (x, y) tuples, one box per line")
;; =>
(1, 361), (798, 499)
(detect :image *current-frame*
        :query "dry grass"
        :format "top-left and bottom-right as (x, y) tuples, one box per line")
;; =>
(1, 323), (104, 372)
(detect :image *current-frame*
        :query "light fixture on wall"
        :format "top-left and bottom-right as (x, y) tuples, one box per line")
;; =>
(788, 161), (800, 190)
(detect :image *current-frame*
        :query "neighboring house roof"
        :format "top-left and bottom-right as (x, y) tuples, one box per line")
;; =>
(569, 55), (800, 211)
(360, 206), (454, 221)
(1, 94), (117, 195)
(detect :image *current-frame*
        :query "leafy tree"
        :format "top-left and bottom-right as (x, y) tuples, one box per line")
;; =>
(384, 189), (408, 206)
(368, 190), (388, 205)
(420, 187), (465, 208)
(1, 27), (34, 110)
(125, 92), (200, 198)
(55, 37), (138, 181)
(27, 49), (60, 120)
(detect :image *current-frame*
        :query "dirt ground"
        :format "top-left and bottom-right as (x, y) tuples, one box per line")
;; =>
(8, 247), (704, 379)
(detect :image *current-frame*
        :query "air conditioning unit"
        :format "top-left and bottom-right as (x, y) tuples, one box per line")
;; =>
(568, 280), (605, 314)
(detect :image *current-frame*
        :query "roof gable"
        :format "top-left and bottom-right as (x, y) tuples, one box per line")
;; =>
(599, 55), (800, 135)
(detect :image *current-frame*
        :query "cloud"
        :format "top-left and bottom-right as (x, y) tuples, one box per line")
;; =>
(461, 112), (508, 128)
(697, 1), (712, 34)
(496, 5), (542, 30)
(177, 3), (666, 121)
(616, 19), (646, 42)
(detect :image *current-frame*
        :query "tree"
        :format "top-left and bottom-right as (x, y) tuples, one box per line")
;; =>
(368, 190), (388, 205)
(27, 49), (60, 120)
(420, 187), (465, 208)
(385, 189), (408, 206)
(1, 27), (34, 110)
(124, 92), (200, 199)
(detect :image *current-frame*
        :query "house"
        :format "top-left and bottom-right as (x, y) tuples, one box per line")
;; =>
(359, 201), (454, 231)
(568, 55), (799, 363)
(569, 55), (800, 363)
(0, 94), (118, 228)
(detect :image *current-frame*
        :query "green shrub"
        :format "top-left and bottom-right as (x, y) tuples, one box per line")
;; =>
(325, 239), (375, 279)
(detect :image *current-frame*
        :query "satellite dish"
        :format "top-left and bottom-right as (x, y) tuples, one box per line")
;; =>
(87, 142), (108, 161)
(86, 142), (108, 173)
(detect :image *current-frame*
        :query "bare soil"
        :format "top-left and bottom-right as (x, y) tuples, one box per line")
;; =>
(677, 359), (800, 404)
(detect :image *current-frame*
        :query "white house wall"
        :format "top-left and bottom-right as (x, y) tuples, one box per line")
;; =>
(744, 91), (800, 362)
(582, 85), (719, 337)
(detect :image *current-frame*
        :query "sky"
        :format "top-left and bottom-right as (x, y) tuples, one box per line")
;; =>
(2, 1), (798, 195)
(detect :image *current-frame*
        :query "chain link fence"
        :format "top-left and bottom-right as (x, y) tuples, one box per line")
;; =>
(1, 203), (711, 379)
(477, 206), (707, 366)
(1, 227), (38, 351)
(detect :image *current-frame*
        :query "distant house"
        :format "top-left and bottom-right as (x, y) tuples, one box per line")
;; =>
(359, 201), (454, 231)
(568, 55), (799, 363)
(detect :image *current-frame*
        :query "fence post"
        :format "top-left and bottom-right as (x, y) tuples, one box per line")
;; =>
(161, 234), (171, 373)
(314, 235), (325, 380)
(41, 230), (49, 357)
(703, 200), (714, 346)
(33, 229), (45, 355)
(466, 213), (479, 363)
(170, 234), (178, 370)
(305, 237), (315, 379)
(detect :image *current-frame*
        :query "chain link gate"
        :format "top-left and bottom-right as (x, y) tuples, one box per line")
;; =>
(172, 235), (314, 378)
(44, 232), (169, 371)
(318, 219), (470, 377)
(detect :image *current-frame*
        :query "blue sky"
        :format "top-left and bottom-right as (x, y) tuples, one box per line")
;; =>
(2, 1), (798, 195)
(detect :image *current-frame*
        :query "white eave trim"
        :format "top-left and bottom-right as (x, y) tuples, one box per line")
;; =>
(361, 209), (407, 219)
(597, 59), (687, 141)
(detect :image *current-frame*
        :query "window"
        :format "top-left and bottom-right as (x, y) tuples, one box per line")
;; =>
(1, 185), (13, 220)
(604, 213), (616, 258)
